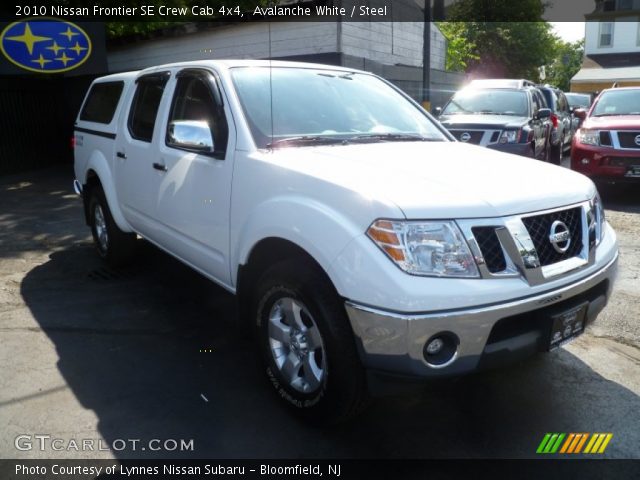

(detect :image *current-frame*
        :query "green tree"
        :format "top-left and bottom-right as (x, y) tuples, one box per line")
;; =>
(438, 22), (558, 81)
(544, 39), (584, 91)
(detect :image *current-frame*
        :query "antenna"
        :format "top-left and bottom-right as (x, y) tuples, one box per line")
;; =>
(268, 5), (274, 150)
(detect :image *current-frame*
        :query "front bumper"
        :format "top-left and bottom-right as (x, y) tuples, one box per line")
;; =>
(345, 252), (618, 379)
(487, 142), (533, 158)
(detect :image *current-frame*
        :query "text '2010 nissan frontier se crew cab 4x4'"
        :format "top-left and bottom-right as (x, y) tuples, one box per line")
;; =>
(73, 60), (618, 422)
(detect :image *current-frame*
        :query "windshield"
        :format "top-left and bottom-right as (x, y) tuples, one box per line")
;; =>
(592, 89), (640, 116)
(442, 89), (528, 116)
(230, 67), (448, 148)
(565, 93), (591, 108)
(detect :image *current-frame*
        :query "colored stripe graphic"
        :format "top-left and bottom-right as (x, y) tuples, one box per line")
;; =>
(537, 433), (552, 453)
(538, 433), (613, 454)
(597, 434), (613, 454)
(574, 433), (589, 453)
(559, 433), (575, 453)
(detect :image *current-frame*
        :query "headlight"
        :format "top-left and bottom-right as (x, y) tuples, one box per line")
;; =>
(589, 192), (606, 246)
(594, 192), (606, 244)
(578, 129), (599, 146)
(499, 129), (521, 144)
(367, 220), (480, 278)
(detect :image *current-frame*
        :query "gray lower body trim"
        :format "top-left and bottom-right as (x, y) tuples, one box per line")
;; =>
(345, 253), (618, 378)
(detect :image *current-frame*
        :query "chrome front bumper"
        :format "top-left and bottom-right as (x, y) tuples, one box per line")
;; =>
(345, 252), (618, 378)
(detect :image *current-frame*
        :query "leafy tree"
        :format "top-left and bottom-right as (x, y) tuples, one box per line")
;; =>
(48, 0), (267, 38)
(438, 22), (558, 81)
(544, 39), (584, 91)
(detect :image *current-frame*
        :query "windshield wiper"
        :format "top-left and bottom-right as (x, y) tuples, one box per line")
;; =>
(267, 136), (348, 148)
(349, 133), (438, 143)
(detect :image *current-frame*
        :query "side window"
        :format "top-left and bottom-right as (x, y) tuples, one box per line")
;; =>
(80, 81), (124, 124)
(558, 93), (569, 113)
(128, 75), (169, 142)
(166, 72), (229, 158)
(531, 91), (540, 115)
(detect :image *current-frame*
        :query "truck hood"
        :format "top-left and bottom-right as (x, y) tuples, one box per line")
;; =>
(266, 141), (596, 219)
(582, 115), (640, 130)
(439, 114), (529, 129)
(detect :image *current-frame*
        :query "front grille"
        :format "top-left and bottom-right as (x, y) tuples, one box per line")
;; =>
(521, 207), (583, 267)
(450, 130), (484, 144)
(607, 157), (640, 167)
(472, 227), (507, 273)
(599, 131), (612, 146)
(617, 131), (640, 149)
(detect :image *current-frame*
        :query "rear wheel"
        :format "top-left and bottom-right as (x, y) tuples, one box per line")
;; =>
(88, 185), (136, 267)
(254, 259), (368, 423)
(549, 142), (562, 165)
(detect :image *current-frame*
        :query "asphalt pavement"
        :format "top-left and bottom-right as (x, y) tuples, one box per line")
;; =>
(0, 163), (638, 460)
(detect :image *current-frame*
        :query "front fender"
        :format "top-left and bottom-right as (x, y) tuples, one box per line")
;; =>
(85, 151), (133, 233)
(233, 195), (367, 296)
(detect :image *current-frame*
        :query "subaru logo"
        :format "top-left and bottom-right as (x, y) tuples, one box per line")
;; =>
(1, 19), (91, 73)
(549, 220), (571, 253)
(460, 132), (471, 142)
(635, 134), (640, 146)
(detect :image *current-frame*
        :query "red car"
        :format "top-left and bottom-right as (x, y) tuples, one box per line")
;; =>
(571, 87), (640, 183)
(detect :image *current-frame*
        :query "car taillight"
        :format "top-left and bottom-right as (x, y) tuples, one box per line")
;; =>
(70, 136), (76, 149)
(550, 114), (558, 128)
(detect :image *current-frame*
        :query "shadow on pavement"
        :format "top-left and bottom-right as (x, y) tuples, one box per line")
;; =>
(20, 244), (640, 459)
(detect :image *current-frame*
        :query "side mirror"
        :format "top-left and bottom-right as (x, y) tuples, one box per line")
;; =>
(573, 108), (587, 120)
(434, 106), (442, 116)
(167, 120), (214, 153)
(536, 108), (552, 120)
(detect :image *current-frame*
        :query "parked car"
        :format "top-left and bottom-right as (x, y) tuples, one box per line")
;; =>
(437, 82), (553, 162)
(572, 86), (640, 184)
(565, 92), (593, 110)
(566, 92), (593, 131)
(537, 85), (575, 162)
(73, 61), (618, 422)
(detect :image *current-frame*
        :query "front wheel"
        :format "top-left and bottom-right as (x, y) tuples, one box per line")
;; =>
(88, 185), (136, 267)
(549, 143), (562, 165)
(254, 259), (368, 423)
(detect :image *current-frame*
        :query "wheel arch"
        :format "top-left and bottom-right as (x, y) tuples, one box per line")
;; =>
(236, 237), (342, 329)
(83, 151), (132, 232)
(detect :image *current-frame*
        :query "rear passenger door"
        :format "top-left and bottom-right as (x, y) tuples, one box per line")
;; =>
(115, 72), (170, 236)
(530, 91), (547, 159)
(149, 68), (235, 286)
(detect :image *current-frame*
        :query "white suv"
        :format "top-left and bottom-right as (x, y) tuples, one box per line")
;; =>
(73, 60), (618, 422)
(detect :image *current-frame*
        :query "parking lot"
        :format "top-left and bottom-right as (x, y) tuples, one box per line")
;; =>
(0, 163), (639, 460)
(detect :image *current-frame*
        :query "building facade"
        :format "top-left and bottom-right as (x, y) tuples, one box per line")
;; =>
(572, 0), (640, 92)
(107, 21), (461, 108)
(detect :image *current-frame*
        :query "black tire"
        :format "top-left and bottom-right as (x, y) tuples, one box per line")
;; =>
(88, 185), (136, 267)
(549, 142), (562, 165)
(254, 259), (368, 423)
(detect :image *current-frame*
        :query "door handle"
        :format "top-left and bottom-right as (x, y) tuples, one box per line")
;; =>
(152, 162), (167, 172)
(116, 151), (127, 159)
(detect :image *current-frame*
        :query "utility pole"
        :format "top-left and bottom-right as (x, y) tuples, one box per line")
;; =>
(422, 0), (432, 111)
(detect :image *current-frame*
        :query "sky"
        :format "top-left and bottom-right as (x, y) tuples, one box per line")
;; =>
(551, 22), (586, 43)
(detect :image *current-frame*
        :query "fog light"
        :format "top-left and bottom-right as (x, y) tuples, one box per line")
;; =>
(423, 332), (459, 368)
(581, 158), (590, 165)
(426, 337), (444, 355)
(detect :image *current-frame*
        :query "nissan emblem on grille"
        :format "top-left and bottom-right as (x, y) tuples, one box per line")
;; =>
(549, 220), (571, 253)
(460, 132), (471, 142)
(635, 134), (640, 146)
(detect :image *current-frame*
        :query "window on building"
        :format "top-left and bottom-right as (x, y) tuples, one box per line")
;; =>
(618, 0), (633, 10)
(599, 22), (614, 47)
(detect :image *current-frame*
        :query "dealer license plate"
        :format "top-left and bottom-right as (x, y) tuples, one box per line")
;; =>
(626, 165), (640, 177)
(547, 303), (588, 351)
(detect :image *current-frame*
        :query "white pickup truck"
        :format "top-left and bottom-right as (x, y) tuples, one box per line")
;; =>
(73, 60), (618, 422)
